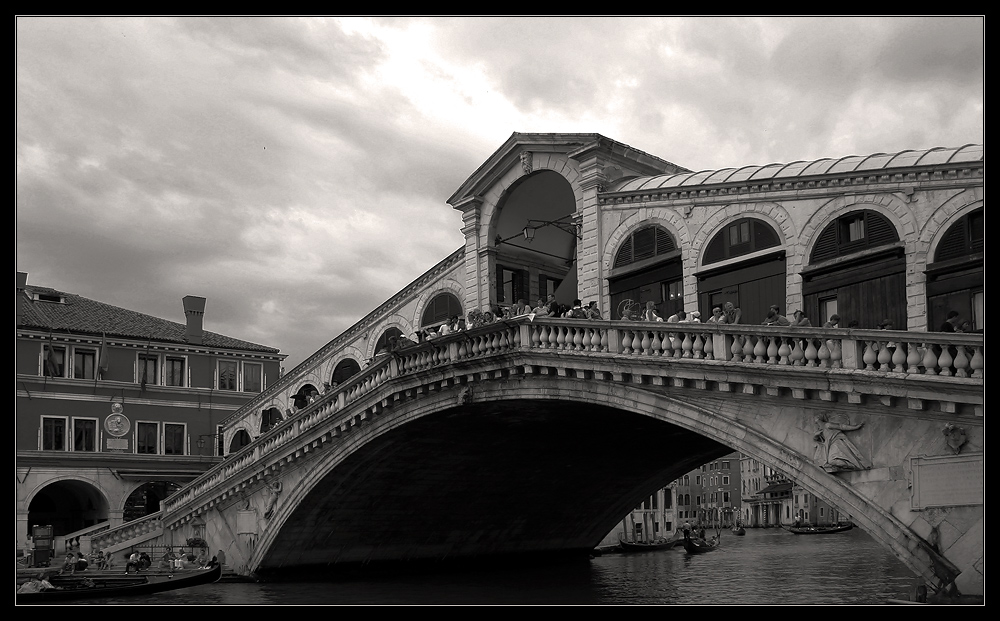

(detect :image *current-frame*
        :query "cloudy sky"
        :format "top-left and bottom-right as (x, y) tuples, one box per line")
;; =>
(16, 16), (984, 372)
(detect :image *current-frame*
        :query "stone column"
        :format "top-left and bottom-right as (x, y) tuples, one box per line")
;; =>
(568, 148), (608, 314)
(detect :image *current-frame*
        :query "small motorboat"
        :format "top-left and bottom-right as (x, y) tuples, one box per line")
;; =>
(16, 563), (222, 603)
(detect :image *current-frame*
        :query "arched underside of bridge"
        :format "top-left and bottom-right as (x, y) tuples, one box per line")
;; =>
(241, 373), (964, 588)
(254, 396), (730, 576)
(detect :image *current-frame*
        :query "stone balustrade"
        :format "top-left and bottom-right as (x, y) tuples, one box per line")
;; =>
(155, 315), (983, 527)
(91, 511), (162, 551)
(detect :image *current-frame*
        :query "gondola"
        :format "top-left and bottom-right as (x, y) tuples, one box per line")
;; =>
(618, 534), (683, 552)
(682, 535), (721, 554)
(731, 525), (746, 536)
(783, 522), (853, 535)
(16, 563), (222, 603)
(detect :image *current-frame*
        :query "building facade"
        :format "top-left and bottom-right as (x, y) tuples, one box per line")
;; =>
(15, 272), (284, 560)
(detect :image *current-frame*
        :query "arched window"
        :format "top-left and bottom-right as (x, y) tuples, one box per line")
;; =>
(613, 225), (677, 269)
(810, 209), (899, 263)
(259, 407), (283, 434)
(292, 384), (319, 410)
(421, 292), (463, 327)
(935, 208), (983, 262)
(228, 429), (252, 453)
(331, 358), (361, 387)
(704, 218), (780, 265)
(373, 328), (404, 357)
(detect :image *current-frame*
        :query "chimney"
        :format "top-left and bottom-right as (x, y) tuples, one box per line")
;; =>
(182, 295), (207, 344)
(16, 272), (27, 326)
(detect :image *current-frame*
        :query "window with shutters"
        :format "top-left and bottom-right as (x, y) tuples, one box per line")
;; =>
(421, 292), (463, 327)
(613, 225), (677, 269)
(703, 218), (781, 265)
(810, 210), (900, 263)
(934, 208), (983, 262)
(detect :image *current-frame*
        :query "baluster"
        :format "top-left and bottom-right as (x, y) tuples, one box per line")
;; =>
(970, 346), (984, 378)
(777, 337), (791, 365)
(641, 330), (652, 355)
(512, 327), (521, 348)
(817, 340), (831, 368)
(650, 330), (662, 356)
(766, 336), (778, 364)
(877, 341), (892, 371)
(829, 339), (842, 369)
(891, 342), (907, 372)
(953, 345), (970, 378)
(692, 333), (705, 359)
(702, 333), (713, 360)
(804, 339), (819, 367)
(788, 338), (803, 366)
(921, 343), (938, 375)
(671, 333), (683, 358)
(742, 335), (755, 363)
(863, 341), (878, 371)
(631, 330), (643, 354)
(622, 329), (633, 354)
(491, 330), (502, 352)
(600, 329), (608, 352)
(548, 325), (560, 349)
(682, 331), (693, 358)
(591, 328), (602, 351)
(538, 325), (549, 349)
(574, 327), (584, 351)
(937, 345), (954, 377)
(906, 342), (922, 374)
(731, 335), (743, 362)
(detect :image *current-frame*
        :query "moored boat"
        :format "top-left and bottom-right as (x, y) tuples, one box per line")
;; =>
(618, 534), (683, 552)
(16, 563), (222, 603)
(785, 522), (853, 535)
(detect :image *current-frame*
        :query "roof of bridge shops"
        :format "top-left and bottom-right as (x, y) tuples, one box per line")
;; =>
(17, 280), (281, 355)
(609, 144), (984, 193)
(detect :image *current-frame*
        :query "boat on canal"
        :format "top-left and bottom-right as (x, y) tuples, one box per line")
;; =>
(682, 535), (721, 554)
(16, 563), (222, 603)
(784, 522), (853, 535)
(618, 533), (683, 552)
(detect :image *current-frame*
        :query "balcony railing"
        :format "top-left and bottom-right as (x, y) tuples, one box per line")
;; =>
(158, 316), (983, 523)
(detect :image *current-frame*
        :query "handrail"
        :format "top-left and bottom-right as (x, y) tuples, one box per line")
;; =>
(160, 316), (983, 522)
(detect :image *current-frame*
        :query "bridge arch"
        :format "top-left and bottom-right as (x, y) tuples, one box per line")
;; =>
(415, 282), (465, 329)
(245, 376), (949, 588)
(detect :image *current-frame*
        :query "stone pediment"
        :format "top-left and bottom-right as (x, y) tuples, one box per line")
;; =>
(448, 132), (687, 208)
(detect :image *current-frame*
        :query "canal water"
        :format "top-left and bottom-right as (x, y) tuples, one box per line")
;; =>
(70, 528), (918, 605)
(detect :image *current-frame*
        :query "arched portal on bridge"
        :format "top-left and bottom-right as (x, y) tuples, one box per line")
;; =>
(260, 407), (283, 434)
(492, 170), (578, 309)
(926, 206), (983, 332)
(229, 429), (252, 453)
(28, 479), (109, 540)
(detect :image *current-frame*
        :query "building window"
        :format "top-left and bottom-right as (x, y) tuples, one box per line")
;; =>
(613, 225), (677, 269)
(243, 362), (263, 393)
(723, 491), (730, 503)
(164, 356), (187, 387)
(704, 218), (781, 265)
(218, 360), (239, 391)
(496, 265), (528, 305)
(73, 349), (97, 380)
(163, 423), (185, 455)
(695, 475), (701, 485)
(136, 422), (158, 454)
(820, 507), (825, 517)
(722, 461), (730, 470)
(42, 416), (67, 450)
(43, 344), (66, 377)
(723, 476), (730, 485)
(421, 292), (463, 328)
(73, 418), (97, 452)
(810, 209), (899, 263)
(138, 354), (158, 386)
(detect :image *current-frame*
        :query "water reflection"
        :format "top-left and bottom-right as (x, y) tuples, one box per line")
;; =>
(73, 528), (917, 605)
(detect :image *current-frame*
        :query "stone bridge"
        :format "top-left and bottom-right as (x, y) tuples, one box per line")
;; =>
(97, 317), (983, 595)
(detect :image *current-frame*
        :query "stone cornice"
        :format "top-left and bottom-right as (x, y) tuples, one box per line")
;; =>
(598, 163), (984, 207)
